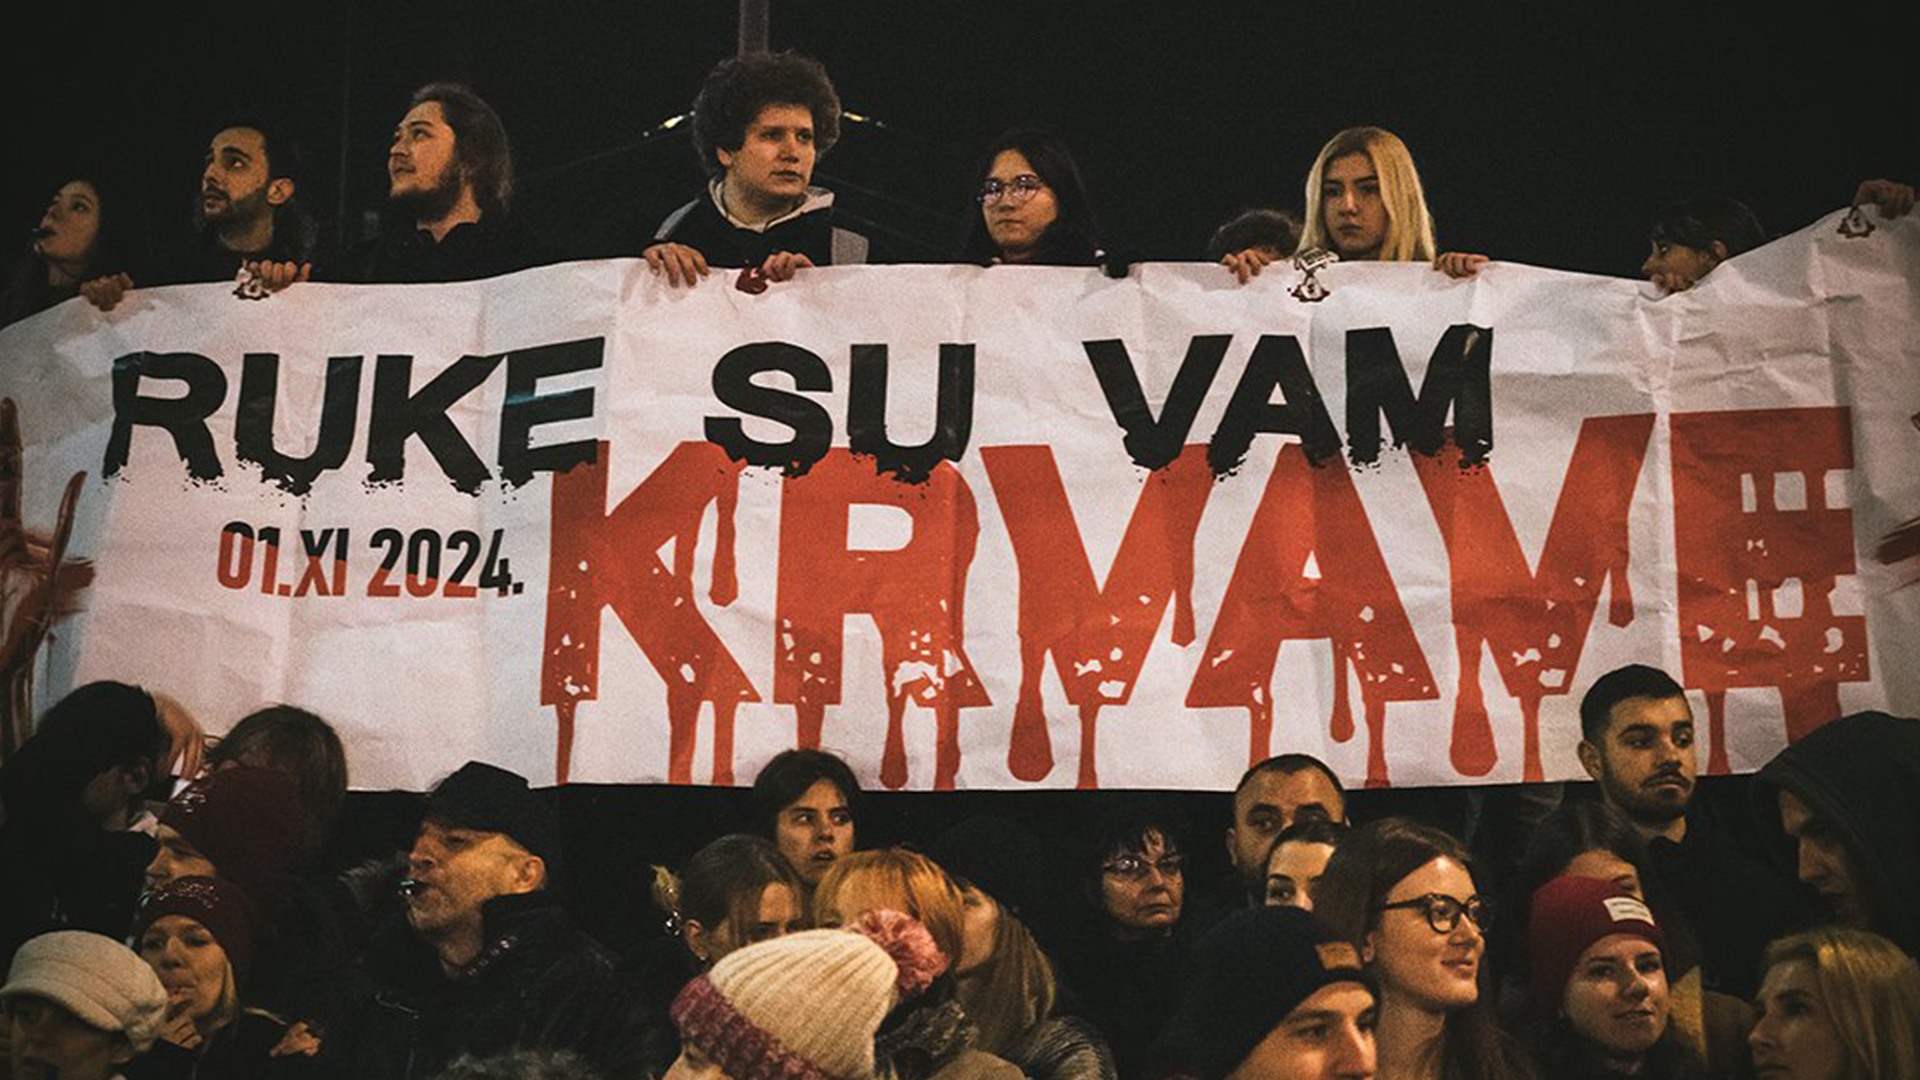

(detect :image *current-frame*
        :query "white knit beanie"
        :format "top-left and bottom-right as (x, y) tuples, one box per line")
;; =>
(1, 930), (169, 1052)
(671, 909), (947, 1080)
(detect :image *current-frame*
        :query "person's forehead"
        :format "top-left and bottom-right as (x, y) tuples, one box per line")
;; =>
(1604, 694), (1692, 736)
(59, 180), (99, 202)
(1578, 931), (1660, 964)
(210, 127), (266, 157)
(1269, 839), (1335, 871)
(1283, 981), (1374, 1023)
(989, 149), (1036, 179)
(1326, 151), (1376, 180)
(401, 101), (449, 129)
(1386, 855), (1470, 900)
(421, 818), (508, 843)
(785, 778), (848, 812)
(1238, 767), (1339, 811)
(750, 102), (813, 130)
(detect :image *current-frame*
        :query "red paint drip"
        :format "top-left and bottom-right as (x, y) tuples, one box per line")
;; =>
(711, 700), (738, 786)
(1705, 691), (1730, 776)
(1007, 638), (1054, 782)
(1780, 680), (1841, 744)
(1519, 694), (1544, 783)
(711, 462), (740, 605)
(553, 700), (576, 785)
(1248, 698), (1273, 767)
(796, 701), (826, 750)
(1077, 701), (1102, 789)
(1450, 632), (1495, 776)
(1363, 699), (1390, 788)
(1329, 643), (1354, 743)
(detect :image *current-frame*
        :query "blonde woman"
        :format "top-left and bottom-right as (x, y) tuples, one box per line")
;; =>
(1750, 927), (1920, 1080)
(1223, 126), (1486, 282)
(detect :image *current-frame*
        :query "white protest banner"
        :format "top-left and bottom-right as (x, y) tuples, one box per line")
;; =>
(1, 209), (1914, 792)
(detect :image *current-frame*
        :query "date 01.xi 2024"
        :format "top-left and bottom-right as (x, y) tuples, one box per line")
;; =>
(215, 523), (523, 598)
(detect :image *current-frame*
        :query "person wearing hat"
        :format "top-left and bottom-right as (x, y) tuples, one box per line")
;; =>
(146, 765), (305, 908)
(667, 909), (946, 1080)
(1523, 875), (1703, 1080)
(1164, 905), (1375, 1080)
(2, 929), (167, 1080)
(352, 761), (631, 1080)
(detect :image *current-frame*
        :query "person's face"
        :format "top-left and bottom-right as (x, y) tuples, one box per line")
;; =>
(1561, 849), (1645, 899)
(1265, 840), (1336, 912)
(1321, 152), (1388, 259)
(1641, 239), (1720, 292)
(1099, 832), (1184, 936)
(1228, 983), (1377, 1080)
(1748, 960), (1847, 1080)
(405, 820), (540, 938)
(774, 779), (854, 885)
(34, 181), (102, 266)
(1230, 768), (1345, 886)
(137, 915), (230, 1027)
(389, 101), (463, 205)
(1776, 790), (1864, 926)
(1364, 857), (1483, 1012)
(1581, 695), (1696, 829)
(146, 824), (218, 891)
(1562, 933), (1668, 1060)
(956, 885), (1000, 976)
(718, 103), (816, 208)
(663, 1041), (730, 1080)
(980, 149), (1059, 263)
(5, 994), (133, 1080)
(710, 881), (804, 963)
(201, 127), (279, 225)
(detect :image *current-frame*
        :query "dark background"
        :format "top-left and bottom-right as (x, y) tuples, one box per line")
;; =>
(8, 4), (1916, 273)
(3, 3), (1866, 941)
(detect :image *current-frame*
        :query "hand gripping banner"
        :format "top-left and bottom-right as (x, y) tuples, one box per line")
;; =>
(1, 210), (1915, 791)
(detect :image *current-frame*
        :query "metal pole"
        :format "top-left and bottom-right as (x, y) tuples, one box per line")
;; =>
(738, 0), (769, 55)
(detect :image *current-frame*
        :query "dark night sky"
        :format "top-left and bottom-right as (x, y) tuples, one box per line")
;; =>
(7, 3), (1917, 277)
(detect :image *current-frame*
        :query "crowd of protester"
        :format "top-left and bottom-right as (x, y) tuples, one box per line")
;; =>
(4, 50), (1913, 328)
(4, 47), (1920, 1080)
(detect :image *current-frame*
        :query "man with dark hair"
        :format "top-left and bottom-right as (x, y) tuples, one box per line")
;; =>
(1225, 754), (1346, 902)
(644, 51), (869, 288)
(354, 761), (627, 1078)
(343, 82), (552, 284)
(746, 748), (861, 890)
(79, 121), (322, 309)
(1205, 208), (1301, 264)
(1573, 663), (1799, 997)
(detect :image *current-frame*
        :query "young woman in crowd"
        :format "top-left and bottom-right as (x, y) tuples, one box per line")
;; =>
(1749, 927), (1920, 1080)
(1521, 874), (1704, 1080)
(665, 909), (946, 1080)
(129, 875), (322, 1078)
(1, 171), (144, 327)
(1222, 125), (1486, 282)
(813, 848), (1023, 1080)
(1261, 816), (1344, 911)
(930, 817), (1116, 1080)
(1639, 196), (1768, 293)
(747, 748), (862, 897)
(1313, 817), (1535, 1080)
(960, 129), (1104, 267)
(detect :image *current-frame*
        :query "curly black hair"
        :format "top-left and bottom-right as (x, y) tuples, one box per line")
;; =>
(690, 51), (841, 177)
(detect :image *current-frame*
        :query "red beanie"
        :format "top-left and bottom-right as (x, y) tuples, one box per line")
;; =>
(1527, 874), (1665, 1016)
(162, 765), (303, 906)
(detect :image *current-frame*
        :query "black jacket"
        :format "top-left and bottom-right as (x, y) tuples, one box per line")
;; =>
(653, 185), (870, 269)
(151, 212), (326, 288)
(1752, 710), (1920, 956)
(1646, 802), (1804, 1000)
(338, 217), (556, 284)
(350, 891), (632, 1080)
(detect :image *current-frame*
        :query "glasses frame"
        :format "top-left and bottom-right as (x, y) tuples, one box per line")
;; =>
(1100, 852), (1186, 882)
(978, 173), (1047, 205)
(1379, 892), (1490, 934)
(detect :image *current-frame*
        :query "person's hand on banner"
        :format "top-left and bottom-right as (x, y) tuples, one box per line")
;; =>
(79, 272), (135, 311)
(242, 260), (312, 293)
(1854, 179), (1915, 219)
(644, 242), (710, 287)
(1221, 246), (1277, 284)
(760, 250), (814, 283)
(1433, 252), (1489, 279)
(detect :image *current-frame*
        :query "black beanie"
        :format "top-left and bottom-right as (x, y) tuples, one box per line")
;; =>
(423, 761), (560, 870)
(1171, 906), (1373, 1080)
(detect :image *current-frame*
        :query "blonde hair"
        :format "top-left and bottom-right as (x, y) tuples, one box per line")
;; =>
(1297, 126), (1437, 263)
(1762, 928), (1920, 1080)
(956, 904), (1058, 1056)
(813, 848), (966, 968)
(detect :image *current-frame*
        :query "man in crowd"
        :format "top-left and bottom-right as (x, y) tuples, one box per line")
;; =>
(354, 761), (627, 1077)
(644, 51), (870, 288)
(1225, 754), (1346, 905)
(1, 930), (167, 1080)
(747, 749), (862, 894)
(1753, 710), (1920, 957)
(1576, 663), (1800, 996)
(80, 121), (322, 309)
(342, 83), (552, 284)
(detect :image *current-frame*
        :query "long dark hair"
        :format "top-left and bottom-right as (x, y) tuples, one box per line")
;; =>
(960, 129), (1101, 267)
(1314, 818), (1536, 1080)
(1648, 196), (1767, 259)
(3, 169), (147, 327)
(651, 833), (802, 959)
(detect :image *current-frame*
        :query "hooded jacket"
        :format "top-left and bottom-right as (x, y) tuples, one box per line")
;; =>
(1751, 710), (1920, 956)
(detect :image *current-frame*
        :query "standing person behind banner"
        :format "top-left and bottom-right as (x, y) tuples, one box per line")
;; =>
(1639, 197), (1768, 294)
(1520, 876), (1704, 1080)
(337, 83), (555, 285)
(1, 171), (146, 328)
(1220, 126), (1486, 282)
(1749, 927), (1920, 1080)
(959, 130), (1104, 268)
(746, 749), (863, 901)
(1224, 754), (1348, 911)
(1260, 817), (1346, 913)
(79, 122), (325, 311)
(645, 51), (870, 289)
(1205, 207), (1301, 266)
(1312, 818), (1535, 1080)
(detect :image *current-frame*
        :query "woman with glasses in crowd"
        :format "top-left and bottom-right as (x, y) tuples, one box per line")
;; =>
(960, 130), (1103, 267)
(1314, 818), (1535, 1080)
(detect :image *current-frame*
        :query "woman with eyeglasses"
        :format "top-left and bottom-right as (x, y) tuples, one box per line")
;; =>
(960, 130), (1103, 267)
(1313, 818), (1536, 1080)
